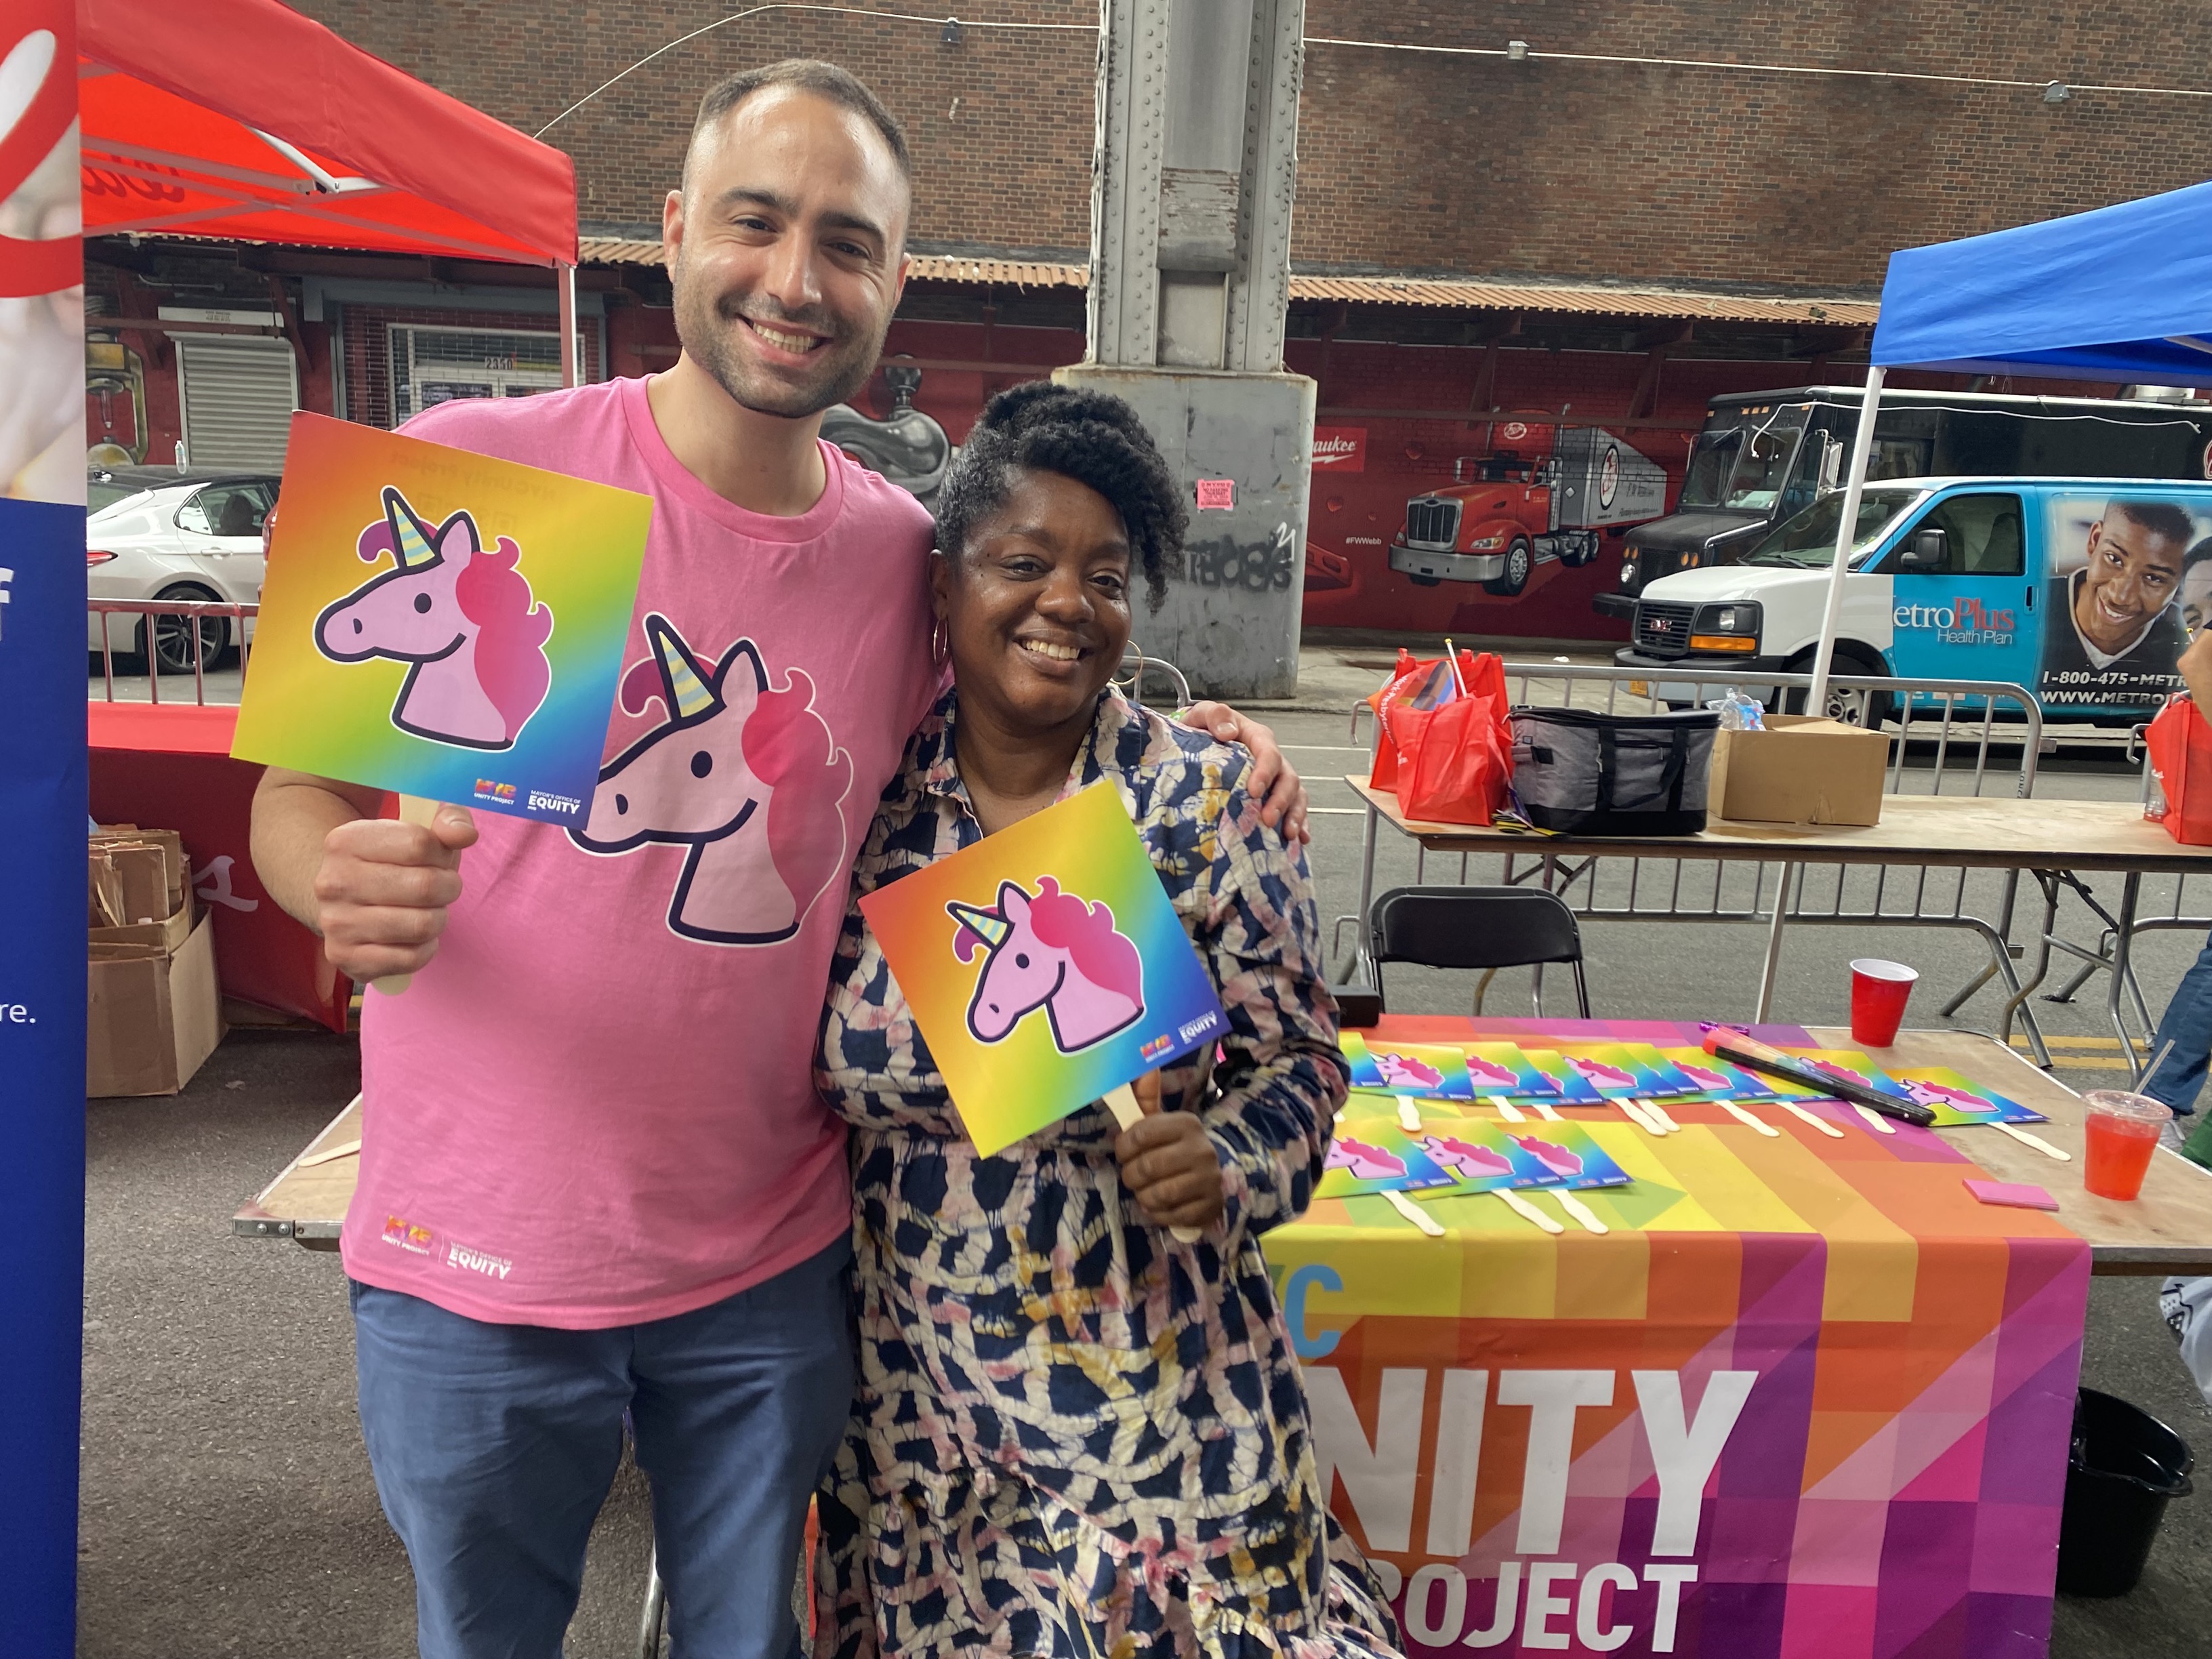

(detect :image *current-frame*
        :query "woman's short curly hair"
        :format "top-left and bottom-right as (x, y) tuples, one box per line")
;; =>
(933, 382), (1187, 609)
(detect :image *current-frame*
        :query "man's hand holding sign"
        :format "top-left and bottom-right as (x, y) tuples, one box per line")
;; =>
(238, 413), (651, 990)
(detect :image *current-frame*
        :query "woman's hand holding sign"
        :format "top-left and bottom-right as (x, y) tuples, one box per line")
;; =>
(1113, 1071), (1226, 1233)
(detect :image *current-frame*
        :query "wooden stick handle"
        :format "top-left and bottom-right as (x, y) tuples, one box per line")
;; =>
(1637, 1097), (1681, 1134)
(1777, 1099), (1847, 1139)
(1105, 1082), (1202, 1244)
(1487, 1094), (1526, 1124)
(1719, 1100), (1782, 1139)
(1853, 1103), (1898, 1136)
(1552, 1190), (1610, 1233)
(369, 794), (439, 998)
(1497, 1188), (1565, 1234)
(1384, 1189), (1446, 1237)
(1993, 1120), (2072, 1162)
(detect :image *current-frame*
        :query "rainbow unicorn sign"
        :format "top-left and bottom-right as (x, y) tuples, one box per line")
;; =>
(859, 783), (1227, 1157)
(234, 414), (650, 826)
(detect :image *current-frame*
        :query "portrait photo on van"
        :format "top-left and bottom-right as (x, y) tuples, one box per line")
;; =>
(2038, 495), (2203, 708)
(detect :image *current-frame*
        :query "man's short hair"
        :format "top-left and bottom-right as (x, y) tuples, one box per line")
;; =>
(686, 60), (912, 189)
(2108, 499), (2196, 552)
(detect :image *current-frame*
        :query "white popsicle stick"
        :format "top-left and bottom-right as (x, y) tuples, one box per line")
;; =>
(1552, 1190), (1610, 1233)
(1992, 1121), (2072, 1162)
(1384, 1189), (1446, 1237)
(1777, 1100), (1847, 1139)
(298, 1136), (362, 1168)
(1497, 1189), (1565, 1235)
(1638, 1097), (1682, 1134)
(1397, 1097), (1424, 1133)
(1718, 1100), (1781, 1138)
(1105, 1083), (1201, 1243)
(1853, 1103), (1898, 1136)
(1531, 1100), (1563, 1122)
(1615, 1098), (1664, 1134)
(1488, 1094), (1527, 1124)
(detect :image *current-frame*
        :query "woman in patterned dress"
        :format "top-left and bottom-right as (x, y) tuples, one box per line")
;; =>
(812, 384), (1403, 1657)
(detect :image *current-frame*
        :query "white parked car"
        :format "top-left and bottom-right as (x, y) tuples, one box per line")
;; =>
(86, 467), (279, 674)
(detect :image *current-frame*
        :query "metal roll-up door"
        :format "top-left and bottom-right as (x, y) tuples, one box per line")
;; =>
(176, 336), (299, 470)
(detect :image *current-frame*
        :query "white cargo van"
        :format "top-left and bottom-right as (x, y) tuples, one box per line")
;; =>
(1615, 477), (2212, 725)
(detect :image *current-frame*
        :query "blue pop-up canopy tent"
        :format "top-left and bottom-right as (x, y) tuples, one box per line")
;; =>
(1807, 180), (2212, 704)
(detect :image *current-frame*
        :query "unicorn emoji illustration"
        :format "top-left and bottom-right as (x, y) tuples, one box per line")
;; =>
(1812, 1060), (1874, 1089)
(570, 613), (851, 947)
(1904, 1078), (1996, 1115)
(1463, 1052), (1520, 1089)
(1327, 1137), (1406, 1180)
(1565, 1054), (1637, 1090)
(1424, 1134), (1514, 1181)
(314, 486), (552, 751)
(1373, 1050), (1447, 1091)
(1677, 1060), (1734, 1092)
(947, 876), (1145, 1052)
(1510, 1134), (1586, 1179)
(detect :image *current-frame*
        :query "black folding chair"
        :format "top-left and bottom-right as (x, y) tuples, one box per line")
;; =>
(1368, 884), (1591, 1018)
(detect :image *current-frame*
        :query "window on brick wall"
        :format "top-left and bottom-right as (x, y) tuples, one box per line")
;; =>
(340, 306), (600, 428)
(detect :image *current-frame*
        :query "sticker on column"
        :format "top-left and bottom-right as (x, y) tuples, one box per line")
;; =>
(1195, 478), (1235, 510)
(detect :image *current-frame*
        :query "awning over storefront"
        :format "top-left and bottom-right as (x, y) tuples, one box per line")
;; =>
(77, 0), (576, 266)
(1871, 178), (2212, 386)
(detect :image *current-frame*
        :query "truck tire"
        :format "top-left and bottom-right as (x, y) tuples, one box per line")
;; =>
(1781, 646), (1891, 729)
(1560, 532), (1599, 568)
(1483, 539), (1533, 596)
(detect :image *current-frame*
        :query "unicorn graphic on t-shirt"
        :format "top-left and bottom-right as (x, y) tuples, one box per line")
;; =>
(947, 876), (1145, 1052)
(569, 613), (850, 947)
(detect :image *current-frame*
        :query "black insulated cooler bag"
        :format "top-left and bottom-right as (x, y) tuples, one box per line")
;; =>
(1508, 707), (1719, 836)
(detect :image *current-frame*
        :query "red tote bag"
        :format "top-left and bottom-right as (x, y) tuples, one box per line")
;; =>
(2146, 693), (2212, 845)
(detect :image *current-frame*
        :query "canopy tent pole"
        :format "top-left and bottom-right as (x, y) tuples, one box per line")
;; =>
(558, 261), (578, 388)
(1805, 367), (1887, 714)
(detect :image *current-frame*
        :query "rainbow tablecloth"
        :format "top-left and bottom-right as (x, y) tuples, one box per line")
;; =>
(1271, 1017), (2089, 1658)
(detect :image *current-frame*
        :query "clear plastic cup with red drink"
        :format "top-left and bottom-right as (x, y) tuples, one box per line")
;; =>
(2083, 1090), (2171, 1202)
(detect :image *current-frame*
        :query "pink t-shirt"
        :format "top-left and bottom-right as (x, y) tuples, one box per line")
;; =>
(339, 374), (938, 1327)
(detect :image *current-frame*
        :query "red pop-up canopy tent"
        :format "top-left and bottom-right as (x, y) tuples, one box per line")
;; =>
(58, 0), (586, 1031)
(74, 0), (581, 359)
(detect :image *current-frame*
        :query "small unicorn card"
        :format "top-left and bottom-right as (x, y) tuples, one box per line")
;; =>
(232, 413), (651, 827)
(857, 782), (1228, 1158)
(1885, 1066), (2049, 1127)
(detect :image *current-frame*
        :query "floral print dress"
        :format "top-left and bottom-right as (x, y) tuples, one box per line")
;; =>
(811, 687), (1402, 1658)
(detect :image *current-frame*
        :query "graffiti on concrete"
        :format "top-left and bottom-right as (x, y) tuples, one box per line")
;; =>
(1177, 521), (1296, 593)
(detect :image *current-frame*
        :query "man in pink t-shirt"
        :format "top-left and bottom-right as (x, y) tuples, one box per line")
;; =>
(251, 61), (1299, 1658)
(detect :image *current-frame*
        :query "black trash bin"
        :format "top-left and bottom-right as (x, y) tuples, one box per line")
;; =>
(2055, 1387), (2195, 1597)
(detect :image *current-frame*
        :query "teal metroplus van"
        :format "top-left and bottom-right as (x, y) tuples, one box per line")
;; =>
(1617, 476), (2212, 724)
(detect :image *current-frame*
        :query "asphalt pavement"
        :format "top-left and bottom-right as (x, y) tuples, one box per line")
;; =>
(77, 662), (2212, 1657)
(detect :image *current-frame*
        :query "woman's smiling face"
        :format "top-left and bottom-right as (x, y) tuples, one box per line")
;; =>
(933, 467), (1134, 736)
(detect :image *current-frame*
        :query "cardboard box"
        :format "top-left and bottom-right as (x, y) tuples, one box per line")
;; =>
(87, 909), (224, 1097)
(1708, 715), (1890, 827)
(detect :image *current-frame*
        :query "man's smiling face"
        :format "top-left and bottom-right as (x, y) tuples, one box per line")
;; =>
(664, 85), (909, 420)
(2075, 508), (2186, 655)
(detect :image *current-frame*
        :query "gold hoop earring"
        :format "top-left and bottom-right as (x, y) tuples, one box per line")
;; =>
(929, 616), (950, 668)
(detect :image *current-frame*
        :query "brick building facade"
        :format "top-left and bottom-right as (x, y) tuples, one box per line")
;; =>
(291, 0), (2212, 292)
(84, 2), (2212, 642)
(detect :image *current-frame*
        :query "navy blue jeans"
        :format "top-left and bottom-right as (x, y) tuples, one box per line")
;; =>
(2146, 931), (2212, 1116)
(350, 1237), (854, 1659)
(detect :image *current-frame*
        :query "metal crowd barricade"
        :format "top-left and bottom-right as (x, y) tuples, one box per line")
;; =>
(2007, 725), (2212, 1078)
(88, 597), (255, 706)
(1338, 662), (2057, 1063)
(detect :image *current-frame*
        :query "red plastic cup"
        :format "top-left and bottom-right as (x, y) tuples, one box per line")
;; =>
(2084, 1090), (2171, 1201)
(1849, 958), (1918, 1047)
